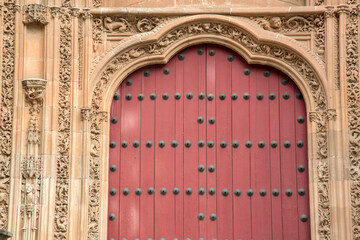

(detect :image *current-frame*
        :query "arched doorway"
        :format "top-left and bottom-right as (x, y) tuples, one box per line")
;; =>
(107, 44), (311, 240)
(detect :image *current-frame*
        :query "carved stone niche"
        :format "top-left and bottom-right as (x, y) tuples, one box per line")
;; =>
(0, 229), (12, 240)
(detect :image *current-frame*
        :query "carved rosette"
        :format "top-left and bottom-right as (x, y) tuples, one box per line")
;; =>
(23, 3), (48, 25)
(0, 2), (16, 230)
(344, 4), (360, 239)
(89, 20), (330, 239)
(54, 6), (72, 240)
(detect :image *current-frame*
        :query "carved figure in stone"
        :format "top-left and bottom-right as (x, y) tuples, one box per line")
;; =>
(258, 17), (282, 31)
(104, 17), (129, 32)
(25, 184), (34, 205)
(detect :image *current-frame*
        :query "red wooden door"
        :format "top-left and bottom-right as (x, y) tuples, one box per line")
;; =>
(108, 44), (311, 240)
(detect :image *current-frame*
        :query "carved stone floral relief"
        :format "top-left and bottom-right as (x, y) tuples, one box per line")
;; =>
(89, 20), (331, 239)
(54, 5), (72, 240)
(345, 4), (360, 239)
(0, 2), (16, 230)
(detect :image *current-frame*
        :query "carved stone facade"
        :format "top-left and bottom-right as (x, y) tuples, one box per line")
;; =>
(0, 0), (358, 240)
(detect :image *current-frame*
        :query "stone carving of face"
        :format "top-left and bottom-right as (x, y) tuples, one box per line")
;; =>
(270, 17), (282, 29)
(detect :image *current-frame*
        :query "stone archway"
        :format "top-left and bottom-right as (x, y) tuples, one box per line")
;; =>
(86, 14), (333, 240)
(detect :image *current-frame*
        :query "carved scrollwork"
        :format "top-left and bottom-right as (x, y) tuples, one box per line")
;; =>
(23, 3), (48, 25)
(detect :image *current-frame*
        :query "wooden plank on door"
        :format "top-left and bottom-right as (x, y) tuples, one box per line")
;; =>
(183, 45), (200, 240)
(198, 45), (207, 239)
(206, 45), (217, 240)
(269, 70), (283, 240)
(232, 55), (252, 240)
(119, 73), (141, 239)
(108, 87), (122, 239)
(139, 66), (156, 240)
(174, 51), (185, 240)
(154, 60), (176, 239)
(214, 45), (233, 240)
(251, 67), (272, 239)
(280, 75), (299, 239)
(294, 84), (311, 240)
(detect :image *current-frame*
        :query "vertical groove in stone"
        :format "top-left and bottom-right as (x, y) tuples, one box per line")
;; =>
(346, 5), (360, 239)
(54, 6), (72, 240)
(0, 2), (16, 230)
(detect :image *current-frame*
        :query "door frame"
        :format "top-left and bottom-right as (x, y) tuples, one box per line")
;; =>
(84, 14), (337, 240)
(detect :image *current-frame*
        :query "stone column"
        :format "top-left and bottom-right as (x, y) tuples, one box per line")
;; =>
(21, 78), (46, 240)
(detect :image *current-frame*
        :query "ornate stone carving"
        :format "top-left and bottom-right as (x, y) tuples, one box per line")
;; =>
(315, 0), (325, 5)
(92, 0), (101, 8)
(50, 6), (60, 18)
(22, 79), (47, 115)
(92, 17), (103, 52)
(92, 16), (171, 51)
(89, 19), (329, 239)
(251, 15), (325, 58)
(309, 108), (333, 239)
(21, 78), (46, 237)
(23, 3), (48, 25)
(81, 108), (91, 121)
(0, 2), (16, 230)
(345, 4), (360, 239)
(54, 6), (72, 240)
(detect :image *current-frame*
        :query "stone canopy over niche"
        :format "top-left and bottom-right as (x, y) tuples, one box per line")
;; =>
(107, 0), (306, 8)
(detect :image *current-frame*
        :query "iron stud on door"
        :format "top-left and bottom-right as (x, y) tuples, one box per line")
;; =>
(125, 79), (133, 86)
(135, 188), (142, 195)
(173, 188), (180, 195)
(147, 187), (154, 195)
(209, 188), (216, 195)
(113, 92), (121, 100)
(198, 188), (205, 195)
(234, 189), (241, 196)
